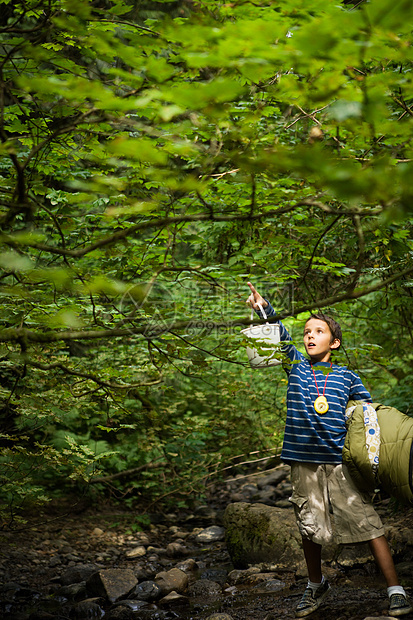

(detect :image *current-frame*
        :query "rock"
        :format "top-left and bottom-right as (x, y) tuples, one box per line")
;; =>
(336, 543), (373, 568)
(49, 555), (61, 567)
(125, 546), (146, 559)
(0, 581), (23, 599)
(154, 567), (189, 595)
(252, 578), (286, 593)
(105, 606), (134, 619)
(132, 611), (178, 619)
(188, 578), (222, 597)
(129, 580), (162, 602)
(195, 525), (226, 543)
(224, 502), (302, 569)
(26, 612), (56, 620)
(92, 528), (104, 536)
(111, 599), (149, 610)
(165, 542), (188, 557)
(135, 533), (150, 545)
(393, 561), (413, 577)
(200, 568), (228, 584)
(159, 589), (189, 606)
(70, 598), (105, 618)
(205, 614), (234, 620)
(60, 564), (98, 586)
(256, 467), (289, 488)
(228, 567), (263, 584)
(86, 569), (138, 603)
(56, 582), (87, 601)
(242, 571), (280, 585)
(175, 558), (199, 573)
(274, 499), (292, 508)
(254, 488), (277, 503)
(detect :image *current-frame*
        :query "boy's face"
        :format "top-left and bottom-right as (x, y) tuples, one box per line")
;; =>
(303, 318), (340, 362)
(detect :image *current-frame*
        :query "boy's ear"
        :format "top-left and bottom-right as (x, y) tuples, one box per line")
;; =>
(330, 338), (341, 350)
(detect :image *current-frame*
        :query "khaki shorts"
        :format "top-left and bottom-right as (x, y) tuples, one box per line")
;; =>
(290, 462), (384, 545)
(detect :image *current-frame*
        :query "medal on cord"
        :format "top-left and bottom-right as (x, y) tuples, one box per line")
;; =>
(311, 363), (332, 414)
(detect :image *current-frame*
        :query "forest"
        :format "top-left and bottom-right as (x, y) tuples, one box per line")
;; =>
(1, 0), (413, 527)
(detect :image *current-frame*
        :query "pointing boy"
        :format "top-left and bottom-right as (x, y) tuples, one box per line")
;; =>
(246, 282), (411, 618)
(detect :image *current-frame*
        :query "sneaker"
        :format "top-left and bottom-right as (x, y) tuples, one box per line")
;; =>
(389, 593), (413, 617)
(295, 580), (331, 617)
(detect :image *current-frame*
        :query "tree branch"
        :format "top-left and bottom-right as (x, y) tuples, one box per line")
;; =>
(1, 261), (413, 345)
(348, 214), (365, 290)
(1, 200), (383, 258)
(23, 358), (162, 389)
(90, 459), (166, 484)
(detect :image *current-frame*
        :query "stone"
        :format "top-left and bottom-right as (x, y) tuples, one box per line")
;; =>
(125, 546), (146, 559)
(111, 599), (149, 610)
(56, 582), (87, 601)
(188, 579), (222, 597)
(60, 564), (98, 586)
(274, 499), (292, 508)
(159, 590), (189, 605)
(223, 502), (303, 569)
(256, 468), (289, 489)
(154, 567), (189, 595)
(243, 572), (279, 585)
(227, 567), (261, 584)
(86, 569), (138, 603)
(195, 525), (225, 543)
(70, 598), (105, 619)
(200, 568), (228, 584)
(394, 561), (413, 577)
(166, 542), (188, 557)
(105, 606), (133, 620)
(129, 580), (162, 602)
(175, 558), (198, 573)
(336, 543), (373, 568)
(252, 578), (286, 593)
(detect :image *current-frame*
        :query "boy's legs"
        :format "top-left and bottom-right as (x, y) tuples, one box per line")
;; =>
(301, 537), (322, 583)
(327, 465), (412, 617)
(290, 463), (333, 617)
(290, 463), (412, 617)
(369, 535), (398, 586)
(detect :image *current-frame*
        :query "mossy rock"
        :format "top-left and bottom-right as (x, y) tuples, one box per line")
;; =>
(223, 502), (302, 570)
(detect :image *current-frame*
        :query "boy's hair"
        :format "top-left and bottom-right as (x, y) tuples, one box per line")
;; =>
(307, 313), (342, 350)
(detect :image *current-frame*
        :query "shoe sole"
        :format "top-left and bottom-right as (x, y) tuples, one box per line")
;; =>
(389, 606), (413, 617)
(295, 585), (331, 618)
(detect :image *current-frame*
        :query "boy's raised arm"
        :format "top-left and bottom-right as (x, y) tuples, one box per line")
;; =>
(246, 282), (268, 310)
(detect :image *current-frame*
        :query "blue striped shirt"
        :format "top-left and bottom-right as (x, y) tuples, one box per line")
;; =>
(261, 302), (371, 464)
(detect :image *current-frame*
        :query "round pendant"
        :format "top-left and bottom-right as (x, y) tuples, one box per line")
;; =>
(314, 395), (329, 414)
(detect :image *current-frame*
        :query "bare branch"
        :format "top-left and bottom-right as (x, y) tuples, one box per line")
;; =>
(90, 459), (166, 484)
(298, 215), (343, 286)
(348, 215), (365, 290)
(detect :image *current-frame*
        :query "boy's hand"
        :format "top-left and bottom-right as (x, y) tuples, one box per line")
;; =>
(246, 282), (268, 309)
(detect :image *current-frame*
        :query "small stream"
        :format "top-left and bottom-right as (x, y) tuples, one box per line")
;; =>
(1, 518), (409, 620)
(1, 473), (412, 620)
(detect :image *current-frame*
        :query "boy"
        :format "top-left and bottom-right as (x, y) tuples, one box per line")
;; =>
(246, 282), (412, 618)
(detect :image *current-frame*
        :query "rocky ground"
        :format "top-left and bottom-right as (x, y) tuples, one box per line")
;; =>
(1, 465), (412, 620)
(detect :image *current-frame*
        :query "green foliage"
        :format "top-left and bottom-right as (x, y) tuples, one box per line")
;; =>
(0, 0), (413, 524)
